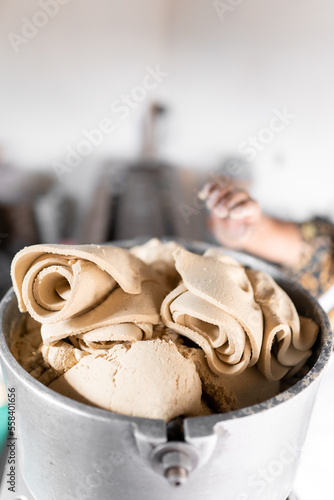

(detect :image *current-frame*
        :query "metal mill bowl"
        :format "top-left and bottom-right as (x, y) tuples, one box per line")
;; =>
(0, 240), (332, 500)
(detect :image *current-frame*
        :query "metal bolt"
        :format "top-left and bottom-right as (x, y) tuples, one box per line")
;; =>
(150, 442), (199, 487)
(165, 466), (188, 487)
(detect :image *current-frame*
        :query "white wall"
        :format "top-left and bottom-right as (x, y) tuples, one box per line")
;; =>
(0, 0), (334, 220)
(0, 0), (169, 163)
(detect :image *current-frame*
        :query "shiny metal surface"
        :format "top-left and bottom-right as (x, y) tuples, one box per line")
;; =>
(150, 442), (199, 487)
(0, 241), (332, 500)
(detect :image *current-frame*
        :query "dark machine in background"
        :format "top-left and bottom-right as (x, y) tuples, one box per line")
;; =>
(83, 160), (208, 244)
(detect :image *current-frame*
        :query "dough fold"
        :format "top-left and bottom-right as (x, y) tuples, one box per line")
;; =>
(11, 244), (166, 345)
(161, 248), (263, 375)
(246, 270), (319, 381)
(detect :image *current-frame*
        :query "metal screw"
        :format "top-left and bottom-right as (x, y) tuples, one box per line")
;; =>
(165, 465), (188, 486)
(165, 465), (188, 487)
(150, 443), (199, 487)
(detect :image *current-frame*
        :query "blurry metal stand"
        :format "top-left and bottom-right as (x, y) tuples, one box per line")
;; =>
(82, 102), (208, 244)
(0, 166), (54, 254)
(81, 161), (208, 244)
(34, 188), (76, 244)
(0, 251), (11, 301)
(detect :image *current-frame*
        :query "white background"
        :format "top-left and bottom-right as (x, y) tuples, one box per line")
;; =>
(0, 0), (334, 221)
(294, 353), (334, 499)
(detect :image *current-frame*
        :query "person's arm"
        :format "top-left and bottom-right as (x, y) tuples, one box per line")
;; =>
(200, 183), (303, 267)
(238, 214), (303, 267)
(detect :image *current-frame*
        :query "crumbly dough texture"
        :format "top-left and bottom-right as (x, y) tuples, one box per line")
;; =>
(10, 239), (319, 421)
(49, 339), (202, 422)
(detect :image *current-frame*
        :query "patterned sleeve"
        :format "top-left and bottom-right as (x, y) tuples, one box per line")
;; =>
(281, 217), (334, 299)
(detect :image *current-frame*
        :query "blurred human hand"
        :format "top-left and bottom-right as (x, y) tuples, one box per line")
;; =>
(199, 183), (263, 249)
